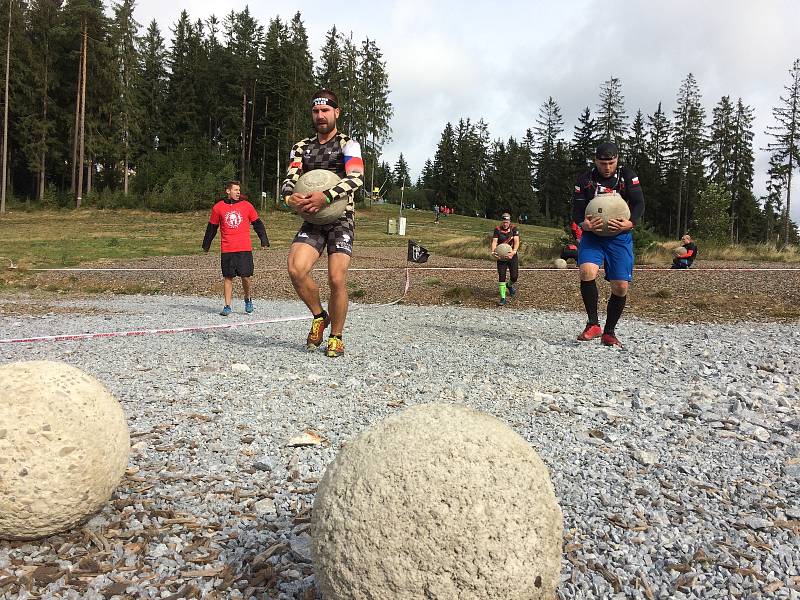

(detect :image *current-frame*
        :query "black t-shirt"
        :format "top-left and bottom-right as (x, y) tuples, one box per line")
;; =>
(493, 225), (519, 245)
(571, 165), (645, 228)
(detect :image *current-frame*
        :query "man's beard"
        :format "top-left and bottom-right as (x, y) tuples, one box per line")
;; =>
(315, 119), (336, 134)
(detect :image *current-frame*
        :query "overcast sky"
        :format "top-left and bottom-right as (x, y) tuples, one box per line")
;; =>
(133, 0), (800, 221)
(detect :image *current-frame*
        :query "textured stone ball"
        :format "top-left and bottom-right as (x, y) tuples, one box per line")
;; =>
(293, 169), (348, 225)
(312, 403), (563, 600)
(0, 361), (130, 540)
(584, 192), (631, 236)
(672, 246), (686, 257)
(553, 258), (568, 269)
(495, 243), (513, 260)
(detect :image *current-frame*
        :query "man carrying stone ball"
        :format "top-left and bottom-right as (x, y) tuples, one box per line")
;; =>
(281, 89), (364, 358)
(571, 141), (644, 347)
(490, 212), (520, 306)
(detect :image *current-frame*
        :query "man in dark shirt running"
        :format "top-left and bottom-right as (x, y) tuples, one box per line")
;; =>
(282, 89), (364, 358)
(671, 234), (698, 269)
(571, 142), (644, 348)
(490, 212), (520, 305)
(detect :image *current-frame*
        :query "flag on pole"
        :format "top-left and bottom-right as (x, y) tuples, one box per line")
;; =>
(407, 240), (430, 263)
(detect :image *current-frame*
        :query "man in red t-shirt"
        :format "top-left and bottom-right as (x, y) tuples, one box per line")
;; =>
(202, 181), (269, 316)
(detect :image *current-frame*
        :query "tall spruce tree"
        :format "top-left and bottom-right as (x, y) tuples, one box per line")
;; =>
(109, 0), (141, 194)
(393, 152), (410, 188)
(670, 73), (706, 236)
(709, 95), (757, 241)
(19, 0), (57, 201)
(357, 37), (392, 194)
(596, 77), (627, 148)
(571, 107), (595, 174)
(645, 102), (671, 233)
(765, 58), (800, 246)
(431, 121), (457, 207)
(532, 96), (565, 222)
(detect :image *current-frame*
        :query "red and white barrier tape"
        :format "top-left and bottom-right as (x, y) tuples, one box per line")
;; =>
(0, 268), (412, 345)
(15, 265), (800, 273)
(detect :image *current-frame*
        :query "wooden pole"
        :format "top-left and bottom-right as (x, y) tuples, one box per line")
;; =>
(76, 21), (87, 207)
(70, 24), (82, 195)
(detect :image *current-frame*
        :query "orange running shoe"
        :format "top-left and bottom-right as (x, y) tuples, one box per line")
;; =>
(306, 314), (330, 351)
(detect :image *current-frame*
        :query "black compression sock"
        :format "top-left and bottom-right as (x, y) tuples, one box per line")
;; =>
(313, 310), (328, 320)
(580, 280), (599, 325)
(604, 294), (627, 334)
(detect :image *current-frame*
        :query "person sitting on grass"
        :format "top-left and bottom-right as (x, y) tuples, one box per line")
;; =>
(671, 234), (697, 269)
(560, 222), (582, 262)
(202, 180), (270, 316)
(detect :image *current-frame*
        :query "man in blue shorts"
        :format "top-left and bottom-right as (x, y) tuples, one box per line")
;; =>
(571, 142), (644, 347)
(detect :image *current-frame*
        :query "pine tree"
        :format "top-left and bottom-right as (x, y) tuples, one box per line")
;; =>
(18, 0), (55, 202)
(357, 37), (392, 195)
(419, 158), (433, 189)
(532, 96), (564, 222)
(571, 107), (595, 173)
(108, 0), (141, 194)
(765, 58), (800, 246)
(431, 121), (457, 207)
(596, 76), (627, 148)
(645, 102), (671, 234)
(710, 95), (757, 241)
(137, 20), (167, 155)
(625, 110), (649, 175)
(670, 73), (706, 236)
(315, 26), (341, 90)
(393, 152), (410, 187)
(693, 183), (731, 244)
(165, 11), (202, 145)
(284, 12), (314, 144)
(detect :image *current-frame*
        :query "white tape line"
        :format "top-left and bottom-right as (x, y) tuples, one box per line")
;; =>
(0, 314), (309, 344)
(0, 269), (413, 344)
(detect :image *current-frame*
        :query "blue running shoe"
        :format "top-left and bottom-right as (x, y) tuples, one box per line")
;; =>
(220, 305), (232, 316)
(245, 298), (254, 314)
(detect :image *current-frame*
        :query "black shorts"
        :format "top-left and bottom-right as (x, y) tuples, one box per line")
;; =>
(221, 251), (254, 278)
(293, 212), (355, 256)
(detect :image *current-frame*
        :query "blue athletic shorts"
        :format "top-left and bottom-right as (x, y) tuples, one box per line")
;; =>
(578, 231), (634, 281)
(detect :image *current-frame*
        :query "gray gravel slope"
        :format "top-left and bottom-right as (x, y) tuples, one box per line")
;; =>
(1, 295), (798, 599)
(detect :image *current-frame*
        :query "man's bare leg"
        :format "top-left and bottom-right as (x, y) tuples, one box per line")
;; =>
(223, 277), (234, 306)
(287, 243), (323, 314)
(327, 253), (351, 336)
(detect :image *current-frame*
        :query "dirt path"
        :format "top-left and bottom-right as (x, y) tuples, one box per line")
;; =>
(3, 246), (800, 323)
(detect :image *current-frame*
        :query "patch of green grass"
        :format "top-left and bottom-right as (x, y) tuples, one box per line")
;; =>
(423, 276), (442, 286)
(0, 205), (560, 269)
(650, 288), (673, 299)
(442, 285), (474, 303)
(350, 288), (366, 299)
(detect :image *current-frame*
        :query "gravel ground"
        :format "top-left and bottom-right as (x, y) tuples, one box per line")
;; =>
(1, 293), (799, 599)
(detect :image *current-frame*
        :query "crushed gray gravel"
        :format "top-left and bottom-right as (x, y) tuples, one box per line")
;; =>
(1, 294), (799, 599)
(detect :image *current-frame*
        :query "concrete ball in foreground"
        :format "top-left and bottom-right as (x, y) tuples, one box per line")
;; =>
(0, 361), (130, 540)
(312, 403), (563, 600)
(553, 258), (568, 269)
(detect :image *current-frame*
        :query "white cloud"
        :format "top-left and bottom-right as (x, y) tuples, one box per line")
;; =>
(133, 0), (800, 221)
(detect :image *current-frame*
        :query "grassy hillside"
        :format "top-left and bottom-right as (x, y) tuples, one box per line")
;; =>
(0, 204), (563, 268)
